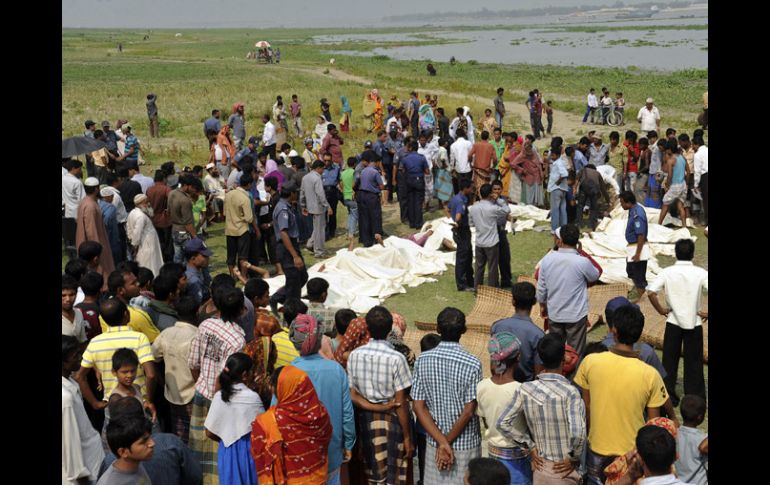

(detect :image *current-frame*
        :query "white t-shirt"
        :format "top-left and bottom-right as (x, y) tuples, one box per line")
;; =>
(637, 106), (660, 131)
(214, 144), (223, 162)
(450, 138), (473, 174)
(62, 308), (88, 343)
(587, 94), (598, 108)
(694, 146), (708, 186)
(476, 379), (525, 448)
(646, 261), (708, 330)
(62, 377), (105, 484)
(62, 173), (85, 219)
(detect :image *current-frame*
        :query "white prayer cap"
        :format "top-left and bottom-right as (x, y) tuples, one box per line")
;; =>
(134, 194), (148, 205)
(100, 187), (114, 197)
(646, 97), (654, 104)
(288, 150), (299, 157)
(84, 177), (100, 187)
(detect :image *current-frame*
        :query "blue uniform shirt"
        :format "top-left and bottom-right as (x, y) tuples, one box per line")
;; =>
(625, 203), (648, 244)
(401, 152), (429, 176)
(448, 193), (469, 226)
(322, 164), (341, 187)
(359, 165), (383, 193)
(273, 197), (299, 239)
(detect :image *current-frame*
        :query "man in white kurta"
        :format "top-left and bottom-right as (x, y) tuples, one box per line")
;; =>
(127, 194), (163, 276)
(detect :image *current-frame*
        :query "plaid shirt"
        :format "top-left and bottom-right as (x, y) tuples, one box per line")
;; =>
(187, 318), (245, 400)
(411, 341), (482, 450)
(496, 373), (586, 462)
(347, 340), (412, 404)
(307, 302), (339, 335)
(255, 308), (281, 337)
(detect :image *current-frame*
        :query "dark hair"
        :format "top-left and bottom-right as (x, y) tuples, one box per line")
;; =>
(565, 146), (575, 158)
(619, 191), (636, 204)
(578, 136), (591, 146)
(105, 172), (119, 186)
(459, 178), (473, 191)
(583, 342), (608, 357)
(219, 352), (253, 403)
(62, 334), (80, 363)
(244, 278), (270, 302)
(420, 333), (442, 352)
(647, 130), (658, 139)
(62, 274), (79, 292)
(118, 261), (140, 277)
(480, 130), (490, 141)
(80, 271), (103, 297)
(674, 238), (695, 261)
(678, 133), (690, 143)
(636, 425), (677, 475)
(656, 139), (667, 149)
(280, 143), (291, 151)
(282, 298), (308, 326)
(692, 129), (704, 139)
(613, 305), (644, 345)
(550, 136), (563, 151)
(346, 157), (357, 168)
(609, 131), (620, 141)
(159, 262), (185, 284)
(408, 140), (419, 152)
(334, 309), (357, 337)
(680, 394), (707, 423)
(217, 287), (245, 322)
(479, 183), (493, 199)
(311, 160), (325, 170)
(238, 172), (253, 188)
(153, 169), (166, 182)
(107, 271), (127, 295)
(174, 296), (199, 324)
(137, 267), (154, 288)
(692, 135), (704, 146)
(78, 241), (103, 262)
(455, 128), (466, 139)
(559, 224), (580, 246)
(365, 305), (393, 340)
(538, 333), (566, 369)
(625, 130), (638, 142)
(665, 128), (676, 137)
(467, 457), (510, 485)
(639, 137), (649, 147)
(511, 282), (536, 310)
(437, 307), (465, 342)
(64, 158), (83, 171)
(306, 277), (329, 301)
(101, 298), (128, 327)
(665, 138), (679, 153)
(525, 134), (535, 142)
(211, 273), (236, 293)
(152, 274), (178, 301)
(112, 347), (139, 371)
(497, 87), (504, 94)
(264, 176), (278, 191)
(491, 179), (503, 188)
(105, 413), (152, 456)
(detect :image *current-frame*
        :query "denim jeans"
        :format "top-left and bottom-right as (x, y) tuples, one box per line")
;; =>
(172, 231), (192, 263)
(550, 189), (567, 231)
(342, 199), (358, 236)
(495, 111), (503, 129)
(584, 446), (617, 485)
(496, 455), (532, 485)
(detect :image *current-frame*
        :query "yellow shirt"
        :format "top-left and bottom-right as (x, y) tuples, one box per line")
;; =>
(607, 144), (628, 174)
(81, 325), (154, 399)
(273, 328), (300, 367)
(574, 350), (668, 456)
(100, 306), (160, 343)
(224, 187), (254, 237)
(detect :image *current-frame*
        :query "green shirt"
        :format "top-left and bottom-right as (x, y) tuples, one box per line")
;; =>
(491, 139), (506, 169)
(608, 144), (628, 174)
(340, 168), (355, 200)
(192, 196), (206, 224)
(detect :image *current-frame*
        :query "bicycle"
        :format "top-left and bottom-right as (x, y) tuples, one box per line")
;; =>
(606, 104), (624, 127)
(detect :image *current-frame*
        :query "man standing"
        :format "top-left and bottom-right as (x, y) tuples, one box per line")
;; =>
(497, 334), (586, 483)
(588, 133), (608, 166)
(400, 140), (430, 229)
(146, 170), (173, 263)
(128, 161), (154, 194)
(637, 98), (661, 133)
(494, 87), (505, 129)
(229, 103), (246, 150)
(75, 177), (115, 282)
(321, 123), (345, 167)
(469, 131), (497, 198)
(447, 179), (474, 292)
(62, 159), (85, 260)
(290, 94), (303, 137)
(491, 181), (513, 288)
(301, 160), (332, 258)
(321, 154), (342, 240)
(203, 109), (221, 141)
(167, 175), (199, 263)
(273, 181), (309, 302)
(83, 119), (96, 138)
(146, 93), (159, 138)
(582, 88), (598, 124)
(547, 149), (570, 234)
(619, 191), (650, 300)
(692, 136), (708, 226)
(127, 194), (164, 277)
(261, 113), (277, 160)
(98, 187), (124, 266)
(356, 156), (385, 247)
(412, 307), (482, 485)
(183, 239), (212, 307)
(468, 184), (513, 289)
(536, 224), (600, 356)
(409, 91), (420, 136)
(607, 131), (628, 192)
(450, 128), (473, 191)
(225, 173), (257, 284)
(647, 238), (708, 403)
(437, 107), (450, 140)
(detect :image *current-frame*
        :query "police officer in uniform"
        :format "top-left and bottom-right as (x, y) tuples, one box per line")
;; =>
(399, 140), (430, 229)
(446, 179), (475, 292)
(270, 181), (308, 309)
(355, 156), (385, 247)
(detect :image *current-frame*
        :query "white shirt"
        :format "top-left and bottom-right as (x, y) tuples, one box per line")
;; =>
(646, 261), (708, 330)
(104, 186), (128, 223)
(638, 475), (693, 485)
(637, 106), (660, 131)
(62, 376), (105, 484)
(62, 309), (88, 343)
(587, 93), (598, 108)
(386, 116), (401, 134)
(693, 145), (708, 186)
(204, 174), (226, 198)
(418, 142), (439, 169)
(62, 173), (85, 219)
(263, 121), (276, 146)
(132, 173), (154, 194)
(450, 137), (473, 174)
(600, 95), (613, 107)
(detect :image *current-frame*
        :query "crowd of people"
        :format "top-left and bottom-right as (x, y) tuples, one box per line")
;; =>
(63, 85), (708, 485)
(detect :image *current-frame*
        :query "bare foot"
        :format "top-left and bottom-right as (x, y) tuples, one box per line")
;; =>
(317, 264), (326, 272)
(374, 234), (384, 246)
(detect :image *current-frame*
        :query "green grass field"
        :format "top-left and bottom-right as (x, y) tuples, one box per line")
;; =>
(63, 27), (708, 428)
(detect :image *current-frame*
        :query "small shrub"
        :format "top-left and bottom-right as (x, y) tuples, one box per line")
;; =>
(467, 59), (478, 65)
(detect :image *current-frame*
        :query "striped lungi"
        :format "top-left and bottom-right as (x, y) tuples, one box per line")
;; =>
(356, 409), (408, 485)
(169, 402), (193, 445)
(189, 392), (219, 485)
(423, 443), (480, 485)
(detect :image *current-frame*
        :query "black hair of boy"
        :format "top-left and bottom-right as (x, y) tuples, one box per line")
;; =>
(619, 191), (636, 204)
(537, 333), (566, 369)
(105, 412), (153, 456)
(334, 309), (357, 337)
(118, 261), (140, 277)
(217, 287), (245, 322)
(159, 262), (186, 282)
(420, 333), (442, 352)
(674, 239), (695, 261)
(282, 298), (308, 326)
(78, 240), (103, 262)
(436, 307), (466, 342)
(365, 305), (393, 340)
(612, 305), (645, 345)
(244, 278), (270, 302)
(583, 342), (608, 358)
(107, 271), (128, 295)
(62, 334), (80, 363)
(152, 274), (178, 301)
(101, 298), (128, 326)
(219, 352), (253, 403)
(80, 271), (104, 297)
(559, 224), (580, 246)
(63, 274), (79, 292)
(137, 267), (154, 288)
(174, 296), (199, 324)
(65, 259), (89, 280)
(306, 278), (329, 301)
(635, 425), (677, 475)
(680, 395), (707, 424)
(510, 282), (536, 310)
(112, 348), (140, 371)
(467, 457), (511, 485)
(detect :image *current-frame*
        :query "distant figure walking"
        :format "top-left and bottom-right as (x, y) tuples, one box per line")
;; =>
(450, 56), (456, 65)
(275, 48), (281, 64)
(427, 63), (436, 76)
(118, 43), (123, 53)
(146, 94), (159, 138)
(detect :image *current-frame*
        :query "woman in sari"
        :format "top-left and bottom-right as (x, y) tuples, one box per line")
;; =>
(418, 104), (436, 133)
(251, 366), (332, 485)
(497, 134), (516, 200)
(214, 125), (236, 180)
(339, 95), (352, 133)
(434, 137), (453, 207)
(242, 335), (278, 410)
(371, 89), (384, 132)
(512, 141), (544, 207)
(314, 115), (329, 140)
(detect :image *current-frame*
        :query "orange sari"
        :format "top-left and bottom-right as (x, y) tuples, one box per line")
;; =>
(251, 366), (332, 485)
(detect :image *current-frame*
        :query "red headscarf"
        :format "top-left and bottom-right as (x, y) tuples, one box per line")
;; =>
(251, 366), (332, 485)
(232, 102), (244, 114)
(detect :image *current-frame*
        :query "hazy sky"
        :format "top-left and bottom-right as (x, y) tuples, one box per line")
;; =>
(62, 0), (666, 28)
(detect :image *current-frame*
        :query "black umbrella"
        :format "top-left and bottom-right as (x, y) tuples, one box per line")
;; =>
(62, 136), (107, 158)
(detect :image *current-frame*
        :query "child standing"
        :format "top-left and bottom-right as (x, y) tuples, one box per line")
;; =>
(675, 395), (708, 485)
(104, 349), (158, 437)
(615, 92), (625, 124)
(333, 309), (357, 354)
(204, 353), (264, 485)
(98, 412), (155, 485)
(545, 101), (554, 135)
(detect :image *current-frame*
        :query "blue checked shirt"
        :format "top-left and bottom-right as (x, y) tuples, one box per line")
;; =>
(496, 373), (586, 462)
(411, 341), (482, 450)
(347, 340), (412, 404)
